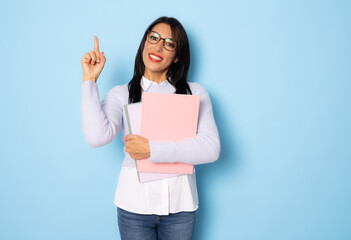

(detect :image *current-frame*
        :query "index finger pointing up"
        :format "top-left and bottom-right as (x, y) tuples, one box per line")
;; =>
(94, 35), (100, 51)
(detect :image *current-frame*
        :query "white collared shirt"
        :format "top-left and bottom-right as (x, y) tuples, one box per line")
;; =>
(140, 75), (154, 92)
(81, 76), (220, 215)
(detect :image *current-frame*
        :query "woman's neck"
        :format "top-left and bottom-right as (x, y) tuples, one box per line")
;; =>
(143, 70), (167, 84)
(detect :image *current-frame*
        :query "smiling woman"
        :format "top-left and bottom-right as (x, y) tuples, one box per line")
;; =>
(80, 16), (220, 240)
(127, 17), (192, 104)
(142, 24), (179, 81)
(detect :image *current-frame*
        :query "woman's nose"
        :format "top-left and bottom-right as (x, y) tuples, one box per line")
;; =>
(154, 40), (163, 52)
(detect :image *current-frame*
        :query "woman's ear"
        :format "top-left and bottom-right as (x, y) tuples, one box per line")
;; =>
(174, 57), (179, 63)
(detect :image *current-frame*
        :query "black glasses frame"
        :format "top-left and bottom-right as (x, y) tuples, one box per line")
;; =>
(146, 30), (177, 52)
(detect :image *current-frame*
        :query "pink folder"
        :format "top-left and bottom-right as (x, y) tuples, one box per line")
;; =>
(124, 103), (180, 183)
(137, 92), (200, 174)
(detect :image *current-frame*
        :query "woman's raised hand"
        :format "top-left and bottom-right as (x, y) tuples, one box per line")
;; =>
(81, 36), (106, 83)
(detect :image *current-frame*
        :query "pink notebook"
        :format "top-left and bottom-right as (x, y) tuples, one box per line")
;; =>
(138, 92), (200, 174)
(124, 103), (180, 183)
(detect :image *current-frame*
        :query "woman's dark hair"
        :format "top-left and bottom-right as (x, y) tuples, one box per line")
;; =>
(128, 16), (192, 103)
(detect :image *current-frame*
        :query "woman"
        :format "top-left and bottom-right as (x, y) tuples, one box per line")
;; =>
(81, 16), (220, 240)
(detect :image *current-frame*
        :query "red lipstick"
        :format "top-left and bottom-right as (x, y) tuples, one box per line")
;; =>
(149, 53), (163, 62)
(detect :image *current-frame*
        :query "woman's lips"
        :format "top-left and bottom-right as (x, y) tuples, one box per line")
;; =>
(149, 53), (163, 62)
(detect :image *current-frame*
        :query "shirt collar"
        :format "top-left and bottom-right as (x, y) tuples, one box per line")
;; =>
(140, 76), (169, 91)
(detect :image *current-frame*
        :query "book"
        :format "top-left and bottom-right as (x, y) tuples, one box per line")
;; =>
(124, 102), (180, 183)
(137, 92), (200, 174)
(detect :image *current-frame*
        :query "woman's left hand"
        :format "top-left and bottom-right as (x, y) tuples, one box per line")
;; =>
(124, 135), (150, 160)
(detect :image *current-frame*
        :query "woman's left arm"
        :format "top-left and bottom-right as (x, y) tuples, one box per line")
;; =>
(148, 83), (220, 165)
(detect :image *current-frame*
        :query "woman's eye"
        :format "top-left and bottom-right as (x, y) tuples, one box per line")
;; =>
(166, 42), (175, 48)
(149, 32), (160, 41)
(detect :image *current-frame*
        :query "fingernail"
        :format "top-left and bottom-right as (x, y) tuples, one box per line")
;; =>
(102, 52), (104, 55)
(89, 60), (91, 64)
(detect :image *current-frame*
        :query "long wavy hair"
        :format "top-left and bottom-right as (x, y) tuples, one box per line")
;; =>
(128, 16), (192, 103)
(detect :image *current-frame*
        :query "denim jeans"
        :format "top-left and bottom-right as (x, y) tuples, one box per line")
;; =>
(117, 207), (196, 240)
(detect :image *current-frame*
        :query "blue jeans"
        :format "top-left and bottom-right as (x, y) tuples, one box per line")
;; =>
(117, 207), (196, 240)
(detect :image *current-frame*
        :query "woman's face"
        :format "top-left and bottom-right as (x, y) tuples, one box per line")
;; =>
(142, 23), (178, 80)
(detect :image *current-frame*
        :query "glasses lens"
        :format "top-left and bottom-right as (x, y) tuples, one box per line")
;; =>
(164, 38), (176, 51)
(147, 31), (177, 51)
(148, 31), (160, 44)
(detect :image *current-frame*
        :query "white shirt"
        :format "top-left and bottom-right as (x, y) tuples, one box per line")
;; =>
(81, 76), (220, 215)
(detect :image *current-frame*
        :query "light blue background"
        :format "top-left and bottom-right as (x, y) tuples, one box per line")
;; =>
(1, 0), (350, 239)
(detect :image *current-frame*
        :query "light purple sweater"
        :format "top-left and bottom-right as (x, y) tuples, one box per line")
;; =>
(81, 79), (220, 167)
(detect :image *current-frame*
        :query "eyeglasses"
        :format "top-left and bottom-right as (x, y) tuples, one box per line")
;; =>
(146, 30), (177, 52)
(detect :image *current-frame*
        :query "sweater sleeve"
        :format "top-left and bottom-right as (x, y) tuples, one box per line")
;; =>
(148, 83), (220, 165)
(81, 80), (123, 147)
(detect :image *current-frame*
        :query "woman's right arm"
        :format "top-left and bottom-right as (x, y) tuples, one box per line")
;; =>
(81, 81), (123, 147)
(81, 36), (123, 147)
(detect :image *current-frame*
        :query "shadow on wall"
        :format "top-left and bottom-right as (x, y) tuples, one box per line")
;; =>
(193, 91), (240, 240)
(188, 31), (240, 240)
